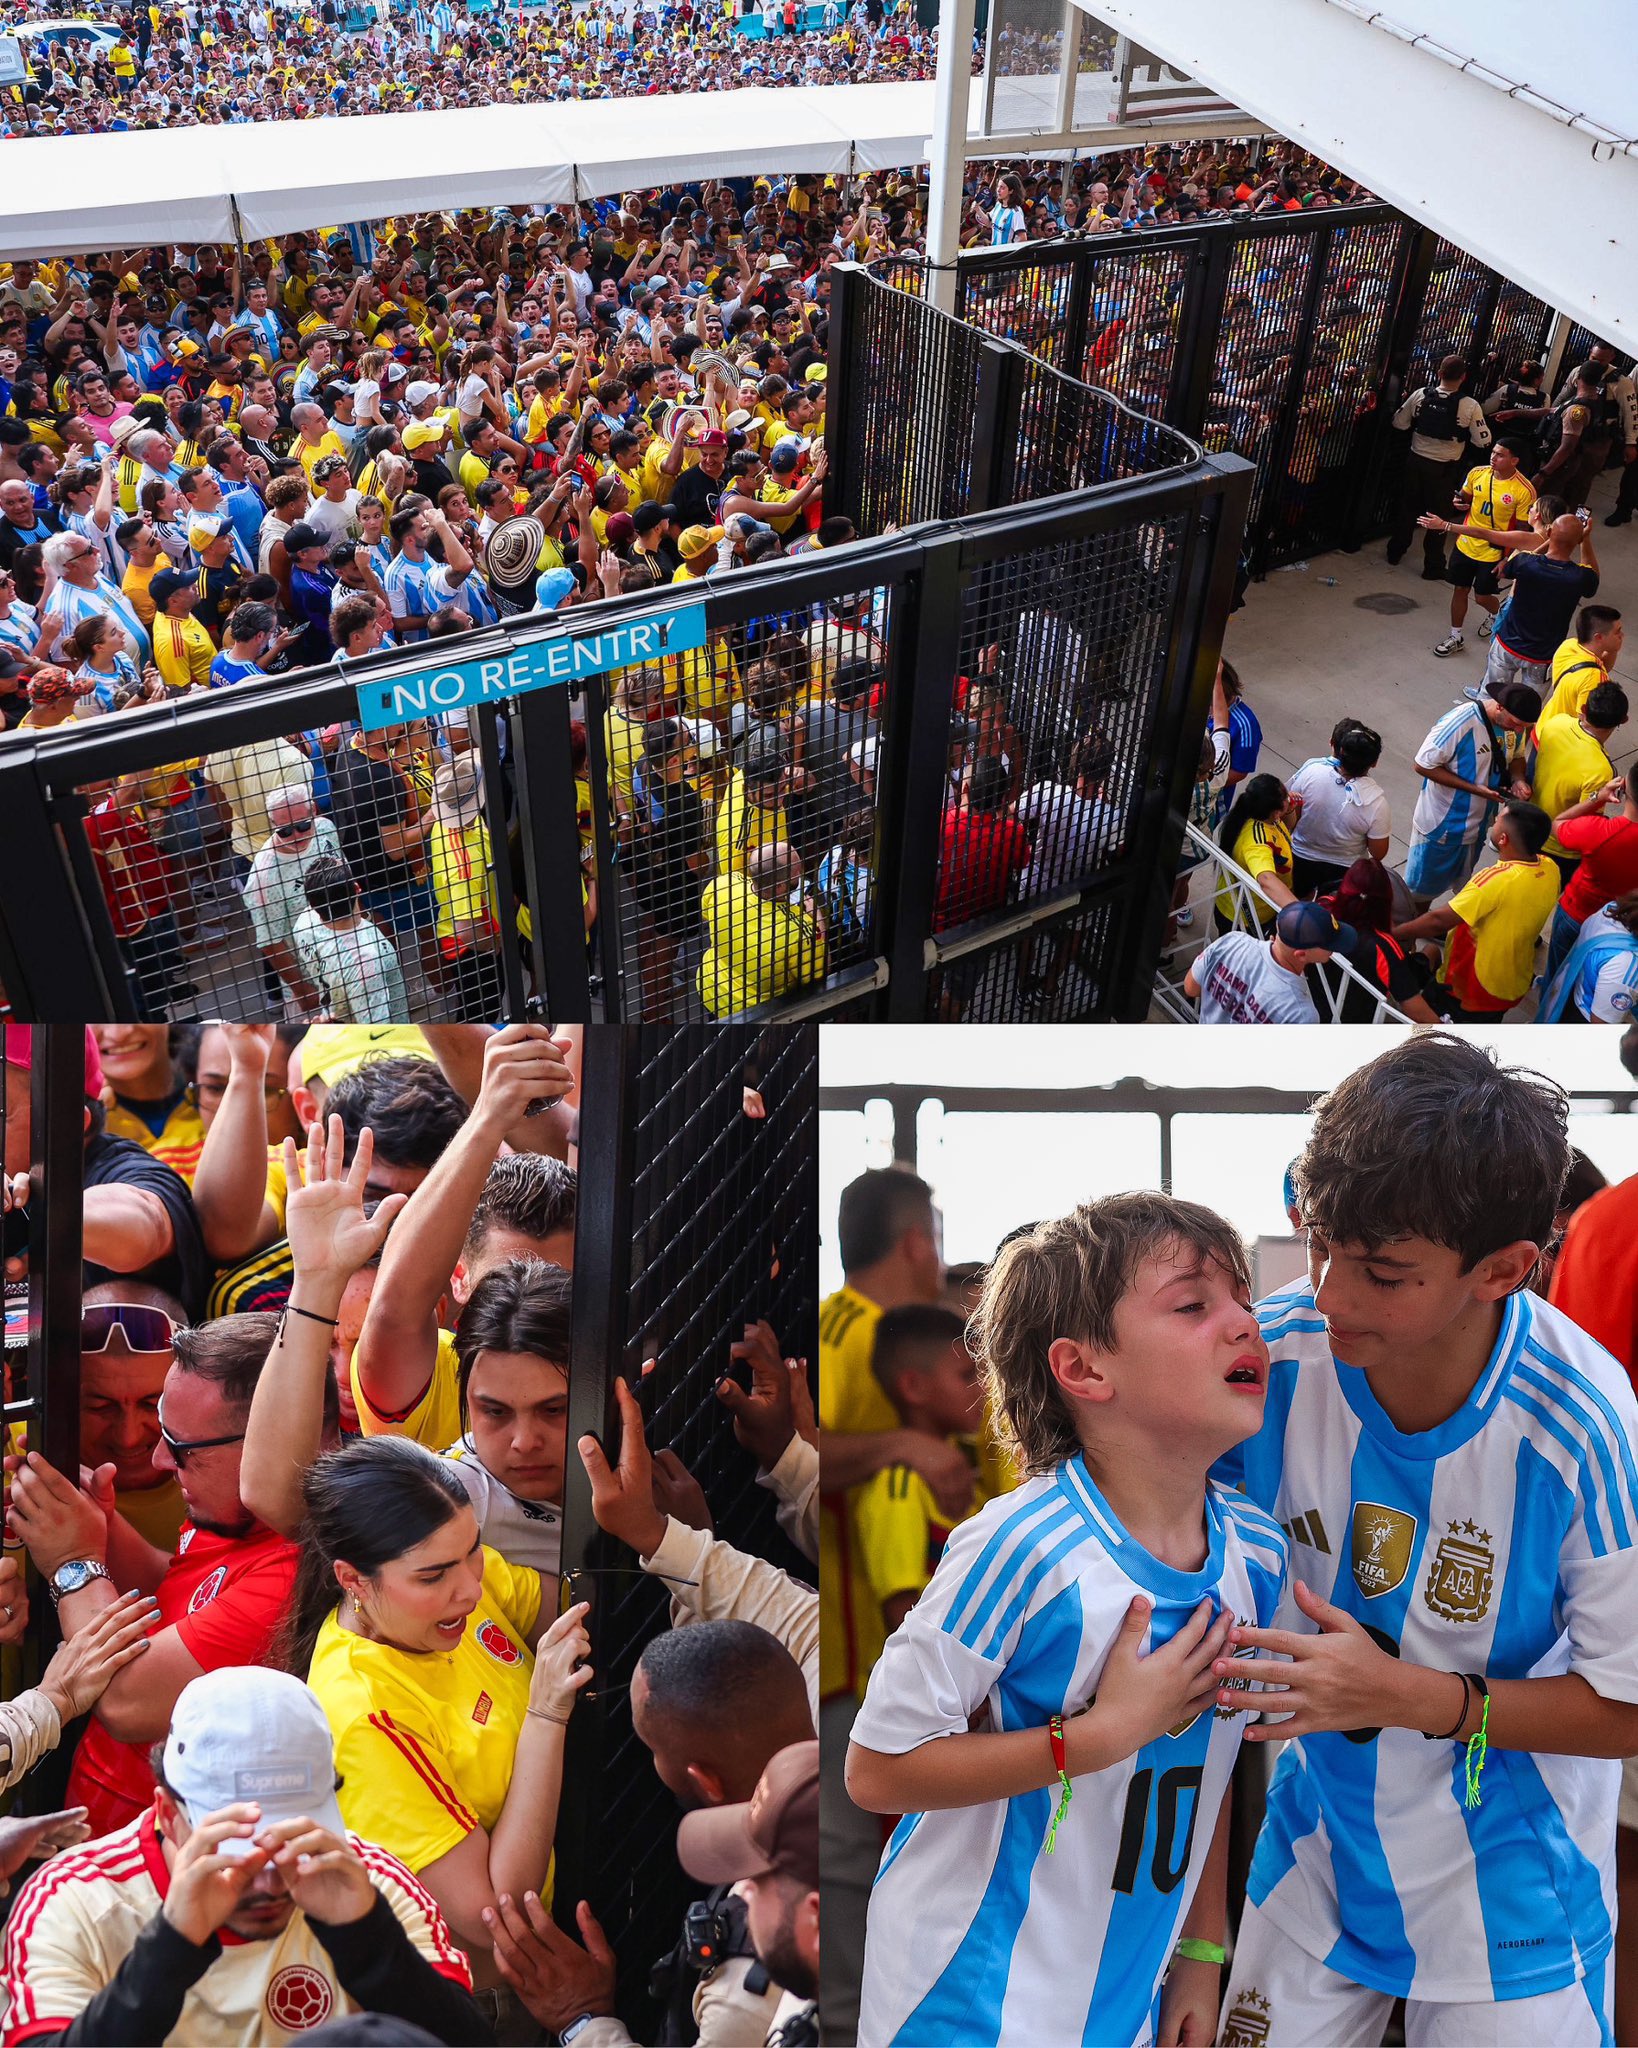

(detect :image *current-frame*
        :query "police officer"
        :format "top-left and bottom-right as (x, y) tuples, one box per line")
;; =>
(1539, 362), (1616, 508)
(1388, 353), (1492, 576)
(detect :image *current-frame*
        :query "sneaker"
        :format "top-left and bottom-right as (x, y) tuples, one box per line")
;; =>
(1476, 615), (1493, 639)
(1605, 510), (1631, 528)
(1175, 906), (1195, 929)
(1433, 633), (1465, 657)
(1421, 561), (1447, 582)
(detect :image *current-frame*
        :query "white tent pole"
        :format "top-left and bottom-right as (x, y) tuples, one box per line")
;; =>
(926, 0), (977, 317)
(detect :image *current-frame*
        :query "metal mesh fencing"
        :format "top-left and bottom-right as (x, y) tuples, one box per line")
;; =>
(588, 581), (894, 1024)
(1077, 242), (1195, 412)
(1563, 325), (1636, 377)
(1204, 223), (1320, 534)
(957, 244), (1084, 371)
(922, 511), (1190, 1019)
(836, 263), (991, 530)
(0, 682), (525, 1025)
(558, 1024), (818, 2037)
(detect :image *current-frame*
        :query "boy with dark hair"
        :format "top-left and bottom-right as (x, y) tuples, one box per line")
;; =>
(1212, 1033), (1638, 2048)
(1394, 799), (1559, 1017)
(848, 1193), (1287, 2047)
(291, 856), (409, 1024)
(854, 1305), (999, 1634)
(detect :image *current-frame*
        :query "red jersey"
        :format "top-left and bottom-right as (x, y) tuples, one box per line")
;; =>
(69, 1520), (299, 1838)
(1556, 813), (1638, 925)
(83, 803), (177, 941)
(1549, 1175), (1638, 1383)
(934, 806), (1030, 931)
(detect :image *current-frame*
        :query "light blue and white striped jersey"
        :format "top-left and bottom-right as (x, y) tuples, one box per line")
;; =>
(1217, 1279), (1638, 2004)
(383, 553), (460, 642)
(1540, 903), (1638, 1023)
(854, 1456), (1287, 2047)
(1410, 698), (1500, 849)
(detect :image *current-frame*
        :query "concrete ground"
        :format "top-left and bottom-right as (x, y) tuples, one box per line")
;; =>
(1163, 462), (1638, 1015)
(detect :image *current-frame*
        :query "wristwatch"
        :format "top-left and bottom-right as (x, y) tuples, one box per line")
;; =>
(559, 2019), (599, 2046)
(47, 1559), (111, 1609)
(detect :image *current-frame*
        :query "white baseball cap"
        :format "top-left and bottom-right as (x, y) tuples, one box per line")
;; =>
(163, 1668), (345, 1856)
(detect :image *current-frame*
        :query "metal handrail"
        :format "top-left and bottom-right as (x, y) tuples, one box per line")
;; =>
(1155, 822), (1412, 1024)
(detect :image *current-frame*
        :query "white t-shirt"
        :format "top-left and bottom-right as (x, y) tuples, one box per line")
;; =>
(304, 489), (365, 545)
(1195, 932), (1319, 1025)
(1287, 756), (1391, 867)
(439, 1437), (563, 1578)
(1014, 782), (1118, 897)
(293, 912), (409, 1022)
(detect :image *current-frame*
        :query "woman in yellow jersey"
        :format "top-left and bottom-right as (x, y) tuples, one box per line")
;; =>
(1213, 772), (1301, 933)
(286, 1437), (591, 1977)
(93, 1025), (207, 1184)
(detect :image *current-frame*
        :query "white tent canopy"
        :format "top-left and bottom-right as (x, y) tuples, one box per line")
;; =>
(0, 79), (945, 259)
(1077, 0), (1638, 349)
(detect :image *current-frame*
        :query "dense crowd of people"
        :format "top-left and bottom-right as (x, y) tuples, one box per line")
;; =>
(0, 0), (937, 133)
(1180, 344), (1638, 1025)
(0, 1019), (820, 2045)
(822, 1036), (1638, 2045)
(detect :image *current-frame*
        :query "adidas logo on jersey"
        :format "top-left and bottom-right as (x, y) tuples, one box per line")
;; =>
(1279, 1508), (1331, 1554)
(1220, 1987), (1271, 2047)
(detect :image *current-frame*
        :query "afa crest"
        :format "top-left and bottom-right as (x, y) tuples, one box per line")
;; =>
(1423, 1520), (1494, 1623)
(1351, 1501), (1417, 1599)
(1220, 1987), (1271, 2047)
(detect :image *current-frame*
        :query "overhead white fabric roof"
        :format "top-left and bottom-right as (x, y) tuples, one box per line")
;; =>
(1078, 0), (1638, 347)
(0, 80), (944, 258)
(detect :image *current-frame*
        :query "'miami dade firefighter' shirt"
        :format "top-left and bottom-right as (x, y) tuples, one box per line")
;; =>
(1217, 1280), (1638, 2005)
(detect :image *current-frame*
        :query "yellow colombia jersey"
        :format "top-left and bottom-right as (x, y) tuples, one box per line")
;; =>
(307, 1547), (546, 1879)
(819, 1286), (1016, 1699)
(114, 1477), (186, 1555)
(102, 1093), (207, 1185)
(1539, 639), (1609, 730)
(854, 1439), (1004, 1616)
(1456, 465), (1536, 565)
(819, 1284), (887, 1700)
(352, 1326), (463, 1454)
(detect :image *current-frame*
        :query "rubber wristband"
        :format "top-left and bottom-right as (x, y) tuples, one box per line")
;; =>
(1173, 1939), (1226, 1967)
(1423, 1670), (1471, 1742)
(284, 1303), (340, 1328)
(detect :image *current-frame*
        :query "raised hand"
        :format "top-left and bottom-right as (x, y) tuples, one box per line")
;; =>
(280, 1116), (409, 1289)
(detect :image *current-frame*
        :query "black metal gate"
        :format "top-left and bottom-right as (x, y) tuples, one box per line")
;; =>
(945, 206), (1560, 575)
(557, 1024), (817, 2034)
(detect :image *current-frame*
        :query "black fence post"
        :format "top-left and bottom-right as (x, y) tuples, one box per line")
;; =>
(1249, 222), (1335, 575)
(987, 344), (1028, 510)
(967, 339), (1011, 515)
(579, 673), (628, 1023)
(1169, 219), (1233, 439)
(32, 1030), (83, 1478)
(1062, 246), (1094, 384)
(878, 533), (966, 1021)
(0, 753), (118, 1019)
(1107, 457), (1254, 1019)
(508, 685), (594, 1024)
(475, 705), (526, 1023)
(825, 260), (866, 529)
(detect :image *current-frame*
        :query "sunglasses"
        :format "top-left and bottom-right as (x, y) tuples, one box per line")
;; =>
(158, 1403), (245, 1466)
(82, 1301), (179, 1353)
(273, 816), (317, 839)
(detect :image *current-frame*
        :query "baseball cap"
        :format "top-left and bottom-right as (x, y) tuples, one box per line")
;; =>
(282, 522), (325, 557)
(698, 430), (729, 451)
(186, 513), (226, 548)
(768, 443), (802, 474)
(804, 364), (827, 385)
(404, 379), (441, 407)
(1467, 681), (1542, 722)
(678, 523), (725, 562)
(402, 418), (448, 452)
(1275, 900), (1354, 954)
(162, 1668), (345, 1856)
(147, 570), (198, 608)
(297, 1025), (429, 1091)
(536, 566), (578, 611)
(678, 1740), (818, 1889)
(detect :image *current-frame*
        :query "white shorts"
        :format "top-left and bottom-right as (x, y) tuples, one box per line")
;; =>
(1222, 1896), (1612, 2047)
